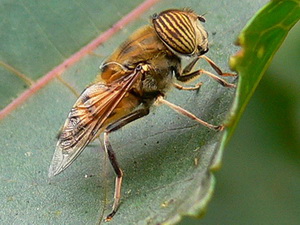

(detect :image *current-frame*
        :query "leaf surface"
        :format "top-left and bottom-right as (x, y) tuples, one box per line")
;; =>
(3, 0), (297, 224)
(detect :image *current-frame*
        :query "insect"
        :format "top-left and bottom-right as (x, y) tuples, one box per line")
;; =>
(48, 8), (236, 221)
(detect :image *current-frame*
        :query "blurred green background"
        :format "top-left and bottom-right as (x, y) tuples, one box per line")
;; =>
(180, 22), (300, 225)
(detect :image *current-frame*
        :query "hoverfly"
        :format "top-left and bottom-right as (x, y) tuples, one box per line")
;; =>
(49, 9), (236, 221)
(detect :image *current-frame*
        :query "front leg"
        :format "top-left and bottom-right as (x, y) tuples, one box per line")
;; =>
(200, 55), (237, 77)
(177, 69), (236, 88)
(175, 55), (237, 88)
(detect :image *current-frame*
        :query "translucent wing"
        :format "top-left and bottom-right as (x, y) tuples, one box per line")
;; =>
(49, 69), (142, 177)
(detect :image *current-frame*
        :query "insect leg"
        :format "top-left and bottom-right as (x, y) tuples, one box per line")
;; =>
(200, 55), (237, 77)
(176, 69), (236, 88)
(176, 55), (237, 88)
(106, 108), (150, 133)
(173, 82), (202, 91)
(156, 96), (223, 131)
(182, 57), (201, 74)
(174, 59), (203, 90)
(103, 132), (122, 222)
(181, 54), (237, 77)
(103, 108), (150, 221)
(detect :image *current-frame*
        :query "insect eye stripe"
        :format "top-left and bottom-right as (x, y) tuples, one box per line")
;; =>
(154, 17), (188, 54)
(153, 21), (169, 44)
(172, 11), (195, 38)
(165, 13), (195, 49)
(160, 15), (194, 53)
(157, 15), (194, 54)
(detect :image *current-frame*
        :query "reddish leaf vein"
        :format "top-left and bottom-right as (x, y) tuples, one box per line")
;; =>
(0, 0), (160, 120)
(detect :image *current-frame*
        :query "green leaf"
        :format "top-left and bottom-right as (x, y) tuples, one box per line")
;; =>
(178, 1), (300, 223)
(225, 0), (300, 141)
(2, 0), (298, 224)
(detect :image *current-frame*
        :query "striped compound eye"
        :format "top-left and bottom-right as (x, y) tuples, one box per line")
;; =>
(152, 9), (208, 56)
